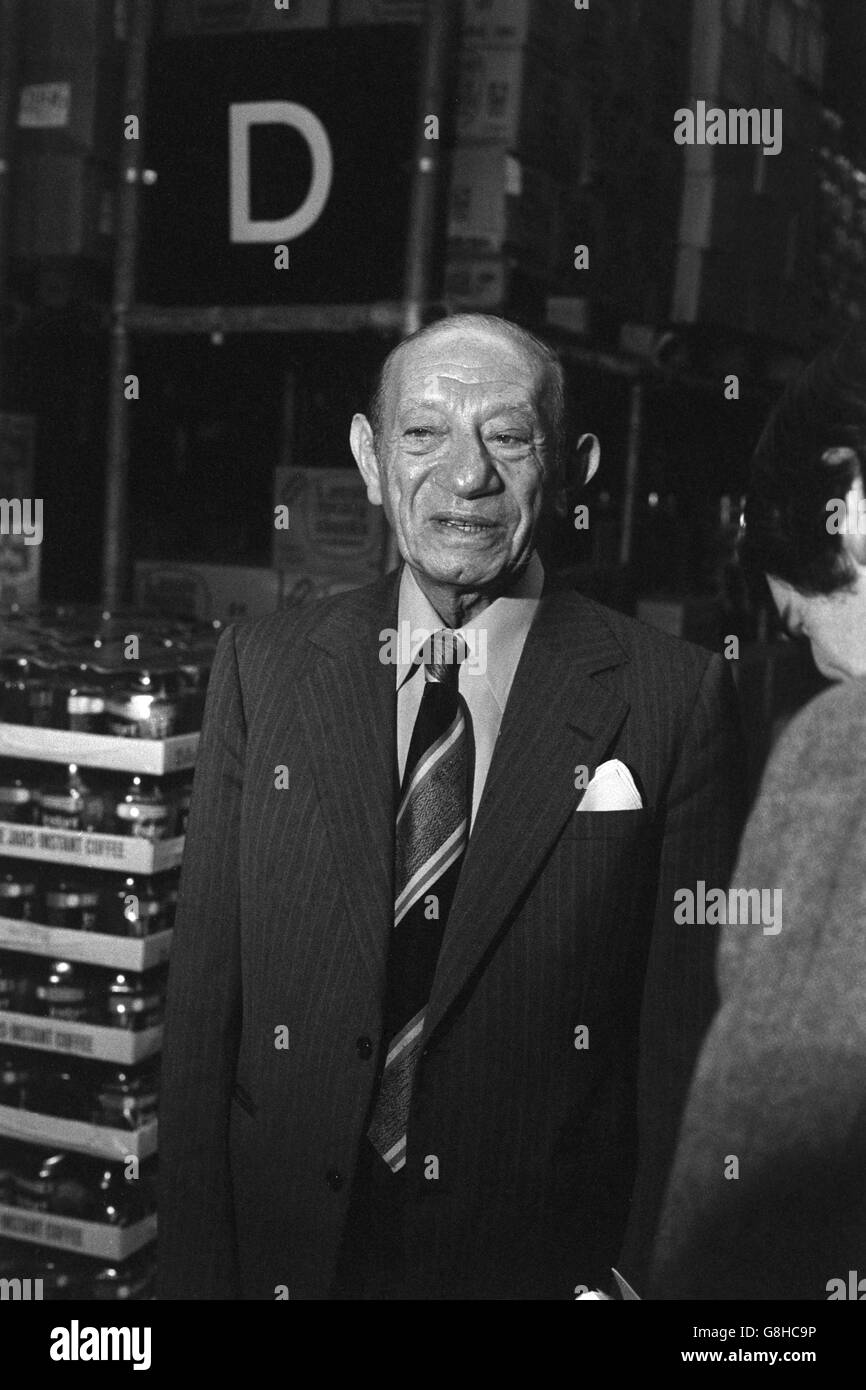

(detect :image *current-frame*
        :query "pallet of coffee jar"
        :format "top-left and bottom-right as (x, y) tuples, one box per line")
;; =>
(0, 605), (220, 1297)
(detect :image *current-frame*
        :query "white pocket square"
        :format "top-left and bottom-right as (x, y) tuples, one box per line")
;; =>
(576, 759), (643, 813)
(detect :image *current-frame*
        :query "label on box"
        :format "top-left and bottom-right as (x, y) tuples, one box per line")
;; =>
(272, 468), (385, 576)
(444, 256), (508, 309)
(18, 82), (71, 129)
(0, 1015), (95, 1055)
(278, 570), (368, 610)
(0, 821), (182, 872)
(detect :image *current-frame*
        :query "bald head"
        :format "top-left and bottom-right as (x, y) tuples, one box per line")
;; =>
(369, 314), (567, 467)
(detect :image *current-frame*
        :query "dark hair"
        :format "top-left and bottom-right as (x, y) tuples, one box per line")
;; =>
(367, 313), (569, 471)
(740, 329), (866, 595)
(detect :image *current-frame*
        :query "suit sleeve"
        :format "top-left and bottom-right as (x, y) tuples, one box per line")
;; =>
(156, 626), (245, 1299)
(616, 652), (747, 1293)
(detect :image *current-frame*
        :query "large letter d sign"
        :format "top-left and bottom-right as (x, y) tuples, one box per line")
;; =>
(228, 101), (333, 244)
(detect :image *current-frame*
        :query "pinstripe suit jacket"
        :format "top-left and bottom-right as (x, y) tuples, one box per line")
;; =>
(157, 567), (745, 1300)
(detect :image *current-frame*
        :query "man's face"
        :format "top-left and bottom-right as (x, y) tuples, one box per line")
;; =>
(359, 326), (557, 595)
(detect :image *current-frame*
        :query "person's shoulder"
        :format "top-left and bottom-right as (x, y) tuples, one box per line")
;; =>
(224, 572), (397, 665)
(786, 673), (866, 733)
(768, 676), (866, 775)
(559, 589), (717, 678)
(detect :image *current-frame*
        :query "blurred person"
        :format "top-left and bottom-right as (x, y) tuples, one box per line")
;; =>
(157, 313), (744, 1301)
(651, 330), (866, 1300)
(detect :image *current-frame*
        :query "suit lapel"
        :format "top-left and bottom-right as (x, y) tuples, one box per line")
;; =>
(424, 589), (631, 1044)
(296, 571), (400, 993)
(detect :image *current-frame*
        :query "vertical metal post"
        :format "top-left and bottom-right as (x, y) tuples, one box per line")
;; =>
(0, 0), (22, 407)
(102, 0), (153, 608)
(618, 377), (643, 566)
(401, 0), (461, 337)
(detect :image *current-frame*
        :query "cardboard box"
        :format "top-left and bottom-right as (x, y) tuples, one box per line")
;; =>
(455, 43), (568, 172)
(0, 414), (40, 612)
(0, 542), (41, 612)
(0, 1204), (156, 1260)
(17, 50), (119, 158)
(272, 467), (386, 578)
(447, 146), (559, 272)
(134, 561), (282, 623)
(0, 723), (199, 776)
(444, 255), (509, 310)
(0, 1012), (162, 1064)
(0, 1105), (158, 1161)
(545, 296), (591, 336)
(279, 570), (372, 610)
(22, 0), (121, 60)
(164, 0), (332, 31)
(460, 0), (565, 49)
(336, 0), (424, 24)
(12, 153), (113, 258)
(0, 822), (184, 875)
(0, 914), (172, 972)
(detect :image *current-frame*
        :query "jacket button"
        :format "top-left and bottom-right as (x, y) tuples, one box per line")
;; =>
(325, 1168), (345, 1192)
(356, 1036), (373, 1059)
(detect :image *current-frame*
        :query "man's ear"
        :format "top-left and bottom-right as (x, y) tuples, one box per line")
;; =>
(551, 432), (601, 518)
(349, 414), (384, 507)
(576, 432), (601, 486)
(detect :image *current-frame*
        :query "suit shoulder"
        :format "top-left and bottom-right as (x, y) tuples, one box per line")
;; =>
(576, 594), (717, 679)
(226, 573), (397, 666)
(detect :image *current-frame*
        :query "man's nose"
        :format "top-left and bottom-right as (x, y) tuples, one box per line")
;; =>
(438, 429), (499, 496)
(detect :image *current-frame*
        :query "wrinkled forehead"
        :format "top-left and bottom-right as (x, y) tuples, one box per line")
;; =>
(386, 328), (555, 421)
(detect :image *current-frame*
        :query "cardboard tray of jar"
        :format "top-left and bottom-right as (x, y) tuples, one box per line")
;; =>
(0, 1105), (157, 1160)
(0, 1203), (156, 1259)
(0, 723), (199, 774)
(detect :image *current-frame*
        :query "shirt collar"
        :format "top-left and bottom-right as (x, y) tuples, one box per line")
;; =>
(395, 551), (545, 713)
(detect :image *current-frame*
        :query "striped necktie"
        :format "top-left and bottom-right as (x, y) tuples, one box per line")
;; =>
(367, 628), (470, 1174)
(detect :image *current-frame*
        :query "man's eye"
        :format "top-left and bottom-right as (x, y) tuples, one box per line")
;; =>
(491, 434), (528, 445)
(404, 426), (436, 438)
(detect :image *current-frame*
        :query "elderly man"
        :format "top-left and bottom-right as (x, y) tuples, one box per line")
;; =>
(157, 313), (744, 1301)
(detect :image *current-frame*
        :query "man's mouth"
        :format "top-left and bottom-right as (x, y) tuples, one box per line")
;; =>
(433, 516), (497, 535)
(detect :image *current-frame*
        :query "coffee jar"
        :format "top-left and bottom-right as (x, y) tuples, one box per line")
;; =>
(0, 866), (38, 920)
(34, 960), (103, 1024)
(43, 877), (102, 932)
(114, 777), (170, 840)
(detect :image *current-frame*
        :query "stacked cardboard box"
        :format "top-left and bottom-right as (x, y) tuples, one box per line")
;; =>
(336, 0), (424, 23)
(13, 0), (122, 261)
(163, 0), (333, 32)
(0, 416), (40, 612)
(445, 0), (576, 313)
(674, 0), (823, 346)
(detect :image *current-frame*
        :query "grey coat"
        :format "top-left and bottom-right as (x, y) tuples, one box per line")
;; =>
(650, 677), (866, 1300)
